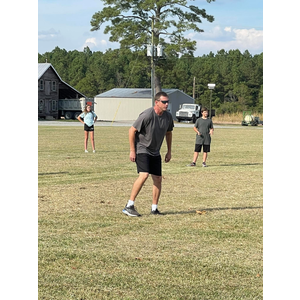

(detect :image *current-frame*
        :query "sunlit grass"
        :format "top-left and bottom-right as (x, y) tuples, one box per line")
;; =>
(39, 125), (263, 299)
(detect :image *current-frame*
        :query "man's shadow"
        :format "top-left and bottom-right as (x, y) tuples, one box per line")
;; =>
(163, 206), (263, 215)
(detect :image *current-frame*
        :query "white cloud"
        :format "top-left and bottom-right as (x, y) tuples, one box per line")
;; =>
(83, 37), (98, 48)
(38, 28), (60, 40)
(193, 26), (263, 56)
(81, 37), (118, 52)
(82, 37), (108, 50)
(233, 28), (263, 49)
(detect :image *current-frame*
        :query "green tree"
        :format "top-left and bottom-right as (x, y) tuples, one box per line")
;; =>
(90, 0), (215, 93)
(38, 45), (263, 114)
(257, 84), (263, 113)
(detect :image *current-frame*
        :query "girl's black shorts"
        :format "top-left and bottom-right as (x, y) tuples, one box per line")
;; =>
(84, 124), (94, 131)
(194, 144), (210, 153)
(136, 153), (162, 176)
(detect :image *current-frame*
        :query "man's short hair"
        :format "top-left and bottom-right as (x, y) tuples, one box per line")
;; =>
(155, 91), (168, 101)
(201, 106), (208, 112)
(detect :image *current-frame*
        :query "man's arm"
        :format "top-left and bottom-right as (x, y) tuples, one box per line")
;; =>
(165, 131), (172, 162)
(129, 126), (137, 162)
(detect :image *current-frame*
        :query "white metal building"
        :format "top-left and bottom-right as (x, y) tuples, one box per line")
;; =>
(94, 88), (194, 121)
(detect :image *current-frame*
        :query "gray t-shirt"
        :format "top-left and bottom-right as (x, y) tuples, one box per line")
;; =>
(194, 118), (214, 145)
(132, 107), (174, 156)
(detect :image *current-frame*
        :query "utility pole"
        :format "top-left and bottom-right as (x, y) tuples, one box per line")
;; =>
(207, 83), (216, 119)
(151, 16), (155, 106)
(147, 16), (163, 107)
(193, 77), (195, 100)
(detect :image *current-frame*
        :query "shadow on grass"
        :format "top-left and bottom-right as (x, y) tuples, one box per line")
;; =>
(38, 172), (69, 176)
(212, 163), (262, 167)
(163, 206), (263, 215)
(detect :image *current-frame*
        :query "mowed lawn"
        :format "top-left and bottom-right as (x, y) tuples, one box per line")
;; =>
(38, 124), (263, 300)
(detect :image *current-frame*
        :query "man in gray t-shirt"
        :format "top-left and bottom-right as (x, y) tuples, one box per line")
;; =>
(122, 92), (174, 217)
(133, 106), (174, 156)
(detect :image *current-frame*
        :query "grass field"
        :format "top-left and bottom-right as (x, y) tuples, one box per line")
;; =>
(38, 124), (263, 299)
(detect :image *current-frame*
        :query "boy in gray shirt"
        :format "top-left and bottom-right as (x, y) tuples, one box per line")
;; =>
(122, 92), (174, 217)
(188, 107), (214, 167)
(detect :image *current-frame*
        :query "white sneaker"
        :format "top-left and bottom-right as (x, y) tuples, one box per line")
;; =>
(93, 150), (96, 153)
(85, 150), (88, 153)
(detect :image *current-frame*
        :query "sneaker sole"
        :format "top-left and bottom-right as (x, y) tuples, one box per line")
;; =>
(122, 209), (140, 217)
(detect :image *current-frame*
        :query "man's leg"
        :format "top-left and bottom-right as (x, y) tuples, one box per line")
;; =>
(129, 172), (149, 201)
(123, 172), (149, 217)
(151, 175), (162, 205)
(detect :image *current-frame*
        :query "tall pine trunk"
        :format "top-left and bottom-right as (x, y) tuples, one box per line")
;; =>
(155, 74), (162, 93)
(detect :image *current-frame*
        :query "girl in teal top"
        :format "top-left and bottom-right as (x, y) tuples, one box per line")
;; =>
(77, 104), (97, 153)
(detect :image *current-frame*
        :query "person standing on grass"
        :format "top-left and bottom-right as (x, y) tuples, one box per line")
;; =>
(122, 91), (174, 217)
(187, 107), (214, 167)
(77, 104), (97, 153)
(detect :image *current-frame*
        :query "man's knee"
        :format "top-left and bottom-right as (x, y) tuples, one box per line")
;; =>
(139, 172), (149, 181)
(151, 175), (162, 184)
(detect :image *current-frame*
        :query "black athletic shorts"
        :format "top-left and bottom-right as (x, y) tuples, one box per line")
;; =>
(84, 124), (94, 131)
(194, 144), (210, 153)
(136, 153), (162, 176)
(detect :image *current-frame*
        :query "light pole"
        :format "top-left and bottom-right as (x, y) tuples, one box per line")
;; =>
(147, 16), (164, 106)
(207, 83), (215, 119)
(151, 16), (155, 106)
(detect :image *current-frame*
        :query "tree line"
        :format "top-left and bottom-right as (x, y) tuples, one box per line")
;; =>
(38, 46), (263, 114)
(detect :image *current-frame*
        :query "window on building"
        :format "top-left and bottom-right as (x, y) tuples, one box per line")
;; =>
(40, 80), (44, 90)
(39, 99), (44, 112)
(52, 100), (57, 111)
(52, 81), (56, 91)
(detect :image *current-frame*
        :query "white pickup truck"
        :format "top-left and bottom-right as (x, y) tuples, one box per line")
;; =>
(176, 103), (215, 123)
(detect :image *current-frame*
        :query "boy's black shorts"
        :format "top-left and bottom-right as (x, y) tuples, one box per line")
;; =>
(136, 153), (162, 176)
(194, 144), (210, 153)
(84, 124), (94, 131)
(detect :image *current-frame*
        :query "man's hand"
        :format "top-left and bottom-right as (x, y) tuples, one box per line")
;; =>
(129, 126), (137, 162)
(130, 150), (136, 162)
(165, 152), (171, 163)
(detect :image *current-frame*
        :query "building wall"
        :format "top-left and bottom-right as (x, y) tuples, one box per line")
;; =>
(94, 90), (195, 121)
(95, 97), (152, 121)
(38, 68), (59, 119)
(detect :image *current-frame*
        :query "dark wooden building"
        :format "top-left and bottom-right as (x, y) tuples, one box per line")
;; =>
(38, 63), (85, 119)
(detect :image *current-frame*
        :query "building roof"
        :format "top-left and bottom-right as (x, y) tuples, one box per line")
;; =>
(95, 88), (192, 99)
(38, 63), (62, 81)
(38, 63), (86, 98)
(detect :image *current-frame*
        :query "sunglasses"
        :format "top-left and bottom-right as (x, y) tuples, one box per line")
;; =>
(159, 100), (169, 104)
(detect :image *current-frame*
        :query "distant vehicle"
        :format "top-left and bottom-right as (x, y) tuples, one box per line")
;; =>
(58, 97), (95, 120)
(241, 111), (263, 126)
(176, 103), (215, 123)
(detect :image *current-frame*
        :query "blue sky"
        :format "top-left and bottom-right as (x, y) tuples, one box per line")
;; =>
(38, 0), (263, 56)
